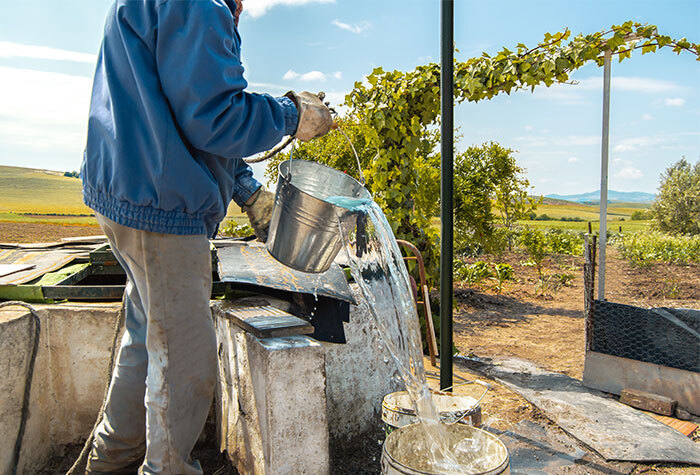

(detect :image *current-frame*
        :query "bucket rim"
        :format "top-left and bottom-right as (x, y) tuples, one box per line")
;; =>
(382, 391), (481, 417)
(382, 423), (509, 475)
(277, 158), (371, 205)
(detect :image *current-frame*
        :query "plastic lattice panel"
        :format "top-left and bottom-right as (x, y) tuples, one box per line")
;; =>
(590, 301), (700, 373)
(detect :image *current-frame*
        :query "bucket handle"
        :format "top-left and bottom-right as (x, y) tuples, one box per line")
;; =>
(283, 139), (297, 181)
(438, 379), (490, 425)
(336, 125), (366, 186)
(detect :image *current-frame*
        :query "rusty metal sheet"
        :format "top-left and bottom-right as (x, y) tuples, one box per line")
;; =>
(583, 350), (700, 416)
(0, 249), (79, 285)
(216, 242), (354, 304)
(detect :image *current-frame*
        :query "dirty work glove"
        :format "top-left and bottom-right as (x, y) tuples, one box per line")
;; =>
(285, 91), (333, 142)
(242, 189), (275, 242)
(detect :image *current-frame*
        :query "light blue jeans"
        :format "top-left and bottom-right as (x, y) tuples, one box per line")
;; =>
(87, 214), (217, 474)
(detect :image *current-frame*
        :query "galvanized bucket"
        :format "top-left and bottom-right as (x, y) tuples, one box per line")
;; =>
(381, 423), (510, 475)
(266, 159), (371, 273)
(382, 391), (482, 436)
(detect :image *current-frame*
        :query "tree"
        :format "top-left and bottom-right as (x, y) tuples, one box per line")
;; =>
(488, 143), (540, 248)
(454, 142), (539, 254)
(651, 157), (700, 234)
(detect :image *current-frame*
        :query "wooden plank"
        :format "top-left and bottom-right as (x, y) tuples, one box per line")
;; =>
(620, 388), (676, 416)
(222, 305), (314, 339)
(647, 413), (699, 437)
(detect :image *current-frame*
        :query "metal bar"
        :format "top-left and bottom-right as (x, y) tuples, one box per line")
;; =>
(598, 50), (611, 300)
(440, 0), (454, 391)
(397, 239), (438, 366)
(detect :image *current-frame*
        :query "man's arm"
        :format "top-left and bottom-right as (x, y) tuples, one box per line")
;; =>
(155, 0), (297, 158)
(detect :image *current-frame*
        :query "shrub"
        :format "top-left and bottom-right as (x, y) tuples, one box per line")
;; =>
(218, 222), (254, 238)
(615, 230), (700, 266)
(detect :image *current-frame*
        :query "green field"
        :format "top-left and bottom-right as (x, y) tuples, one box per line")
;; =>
(0, 165), (247, 224)
(1, 165), (651, 232)
(0, 165), (91, 215)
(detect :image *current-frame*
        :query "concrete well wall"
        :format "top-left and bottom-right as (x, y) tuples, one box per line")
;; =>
(0, 303), (121, 474)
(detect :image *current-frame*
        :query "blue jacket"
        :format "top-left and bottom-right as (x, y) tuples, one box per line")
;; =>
(81, 0), (298, 237)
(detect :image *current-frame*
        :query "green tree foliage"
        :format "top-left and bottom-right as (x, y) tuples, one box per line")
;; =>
(650, 158), (700, 235)
(264, 22), (697, 283)
(454, 142), (539, 253)
(519, 227), (547, 277)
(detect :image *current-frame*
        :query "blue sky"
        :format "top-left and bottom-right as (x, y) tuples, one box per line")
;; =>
(0, 0), (698, 195)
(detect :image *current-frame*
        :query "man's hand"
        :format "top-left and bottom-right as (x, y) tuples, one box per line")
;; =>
(286, 91), (334, 142)
(242, 188), (275, 242)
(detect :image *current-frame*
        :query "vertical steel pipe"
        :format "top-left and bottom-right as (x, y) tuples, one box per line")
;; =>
(440, 0), (454, 391)
(598, 50), (611, 300)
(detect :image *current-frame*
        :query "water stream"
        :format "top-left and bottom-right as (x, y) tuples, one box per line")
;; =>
(326, 196), (494, 474)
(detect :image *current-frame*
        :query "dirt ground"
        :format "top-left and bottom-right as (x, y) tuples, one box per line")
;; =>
(8, 223), (699, 474)
(0, 221), (101, 243)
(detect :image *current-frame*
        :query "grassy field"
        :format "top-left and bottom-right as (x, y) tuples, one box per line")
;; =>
(1, 164), (652, 233)
(0, 165), (247, 224)
(519, 219), (651, 233)
(0, 165), (91, 215)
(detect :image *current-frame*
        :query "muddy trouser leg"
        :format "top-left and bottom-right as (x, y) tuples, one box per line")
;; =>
(87, 214), (217, 474)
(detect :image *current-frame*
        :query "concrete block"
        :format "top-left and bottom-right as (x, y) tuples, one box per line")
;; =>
(0, 303), (121, 474)
(213, 302), (329, 474)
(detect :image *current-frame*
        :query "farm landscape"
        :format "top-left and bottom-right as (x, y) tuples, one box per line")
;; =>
(3, 162), (699, 474)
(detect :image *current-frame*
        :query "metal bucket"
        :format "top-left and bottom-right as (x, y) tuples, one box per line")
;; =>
(382, 391), (482, 435)
(266, 159), (371, 273)
(381, 423), (510, 475)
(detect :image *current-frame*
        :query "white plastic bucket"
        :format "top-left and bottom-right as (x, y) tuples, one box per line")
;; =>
(381, 423), (510, 475)
(382, 391), (482, 435)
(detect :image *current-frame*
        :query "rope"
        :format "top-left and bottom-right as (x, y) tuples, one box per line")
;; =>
(66, 295), (126, 475)
(0, 301), (41, 475)
(243, 136), (294, 164)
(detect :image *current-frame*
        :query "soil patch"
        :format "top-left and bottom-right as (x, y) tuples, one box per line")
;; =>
(0, 222), (101, 243)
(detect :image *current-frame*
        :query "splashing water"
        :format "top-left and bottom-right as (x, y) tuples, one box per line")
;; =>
(327, 196), (469, 473)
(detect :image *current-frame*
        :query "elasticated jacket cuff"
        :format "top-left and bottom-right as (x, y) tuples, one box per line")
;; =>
(276, 96), (299, 136)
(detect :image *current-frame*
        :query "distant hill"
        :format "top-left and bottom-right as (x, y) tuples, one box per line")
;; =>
(0, 164), (244, 217)
(0, 165), (90, 214)
(546, 190), (655, 204)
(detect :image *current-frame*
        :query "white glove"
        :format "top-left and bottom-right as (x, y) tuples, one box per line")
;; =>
(285, 91), (334, 142)
(242, 189), (275, 242)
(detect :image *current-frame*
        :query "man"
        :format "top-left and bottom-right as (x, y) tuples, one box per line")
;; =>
(80, 0), (333, 473)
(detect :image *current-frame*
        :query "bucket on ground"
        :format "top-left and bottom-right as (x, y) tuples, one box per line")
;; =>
(382, 390), (483, 435)
(381, 423), (510, 475)
(266, 159), (371, 273)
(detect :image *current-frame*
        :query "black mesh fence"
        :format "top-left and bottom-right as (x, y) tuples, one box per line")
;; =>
(590, 301), (700, 373)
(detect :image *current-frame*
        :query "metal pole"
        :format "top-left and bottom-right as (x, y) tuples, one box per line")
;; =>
(598, 50), (611, 300)
(439, 0), (454, 391)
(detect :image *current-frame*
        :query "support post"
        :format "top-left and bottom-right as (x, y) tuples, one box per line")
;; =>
(598, 50), (611, 300)
(439, 0), (454, 391)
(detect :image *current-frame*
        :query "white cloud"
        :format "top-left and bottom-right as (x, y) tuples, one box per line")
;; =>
(613, 136), (664, 152)
(664, 97), (686, 107)
(244, 0), (334, 18)
(331, 19), (371, 34)
(283, 69), (341, 82)
(572, 76), (681, 93)
(533, 75), (683, 105)
(615, 166), (643, 179)
(568, 156), (579, 163)
(641, 113), (653, 120)
(0, 66), (92, 170)
(0, 41), (96, 64)
(524, 125), (534, 131)
(513, 134), (598, 148)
